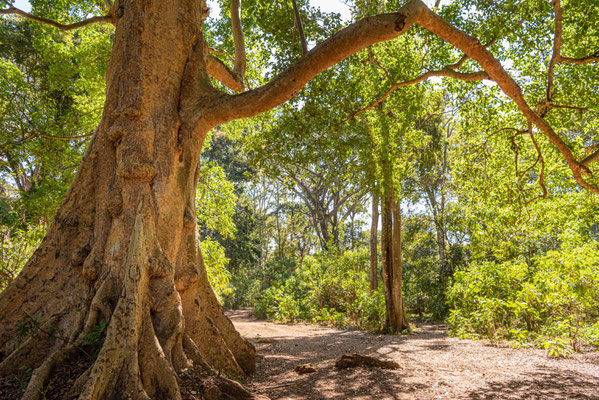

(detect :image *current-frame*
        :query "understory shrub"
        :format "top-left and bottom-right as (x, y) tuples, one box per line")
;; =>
(447, 243), (599, 355)
(254, 248), (386, 330)
(0, 225), (45, 292)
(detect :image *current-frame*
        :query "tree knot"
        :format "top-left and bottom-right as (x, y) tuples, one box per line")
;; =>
(394, 14), (406, 32)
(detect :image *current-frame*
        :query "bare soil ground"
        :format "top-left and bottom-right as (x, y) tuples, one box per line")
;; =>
(228, 310), (599, 400)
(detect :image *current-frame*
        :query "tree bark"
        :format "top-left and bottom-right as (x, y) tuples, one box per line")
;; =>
(369, 194), (378, 291)
(381, 195), (410, 333)
(0, 0), (595, 397)
(381, 195), (394, 330)
(390, 198), (410, 332)
(0, 1), (255, 398)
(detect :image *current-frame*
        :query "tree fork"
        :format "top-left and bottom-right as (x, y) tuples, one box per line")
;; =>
(1, 0), (597, 398)
(0, 0), (256, 398)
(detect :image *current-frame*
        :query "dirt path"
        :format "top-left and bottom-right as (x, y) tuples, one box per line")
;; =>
(228, 310), (599, 400)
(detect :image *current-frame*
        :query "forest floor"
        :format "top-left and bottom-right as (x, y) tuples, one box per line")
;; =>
(227, 310), (599, 400)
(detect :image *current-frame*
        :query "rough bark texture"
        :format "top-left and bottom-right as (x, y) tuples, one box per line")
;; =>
(0, 0), (594, 397)
(0, 1), (255, 398)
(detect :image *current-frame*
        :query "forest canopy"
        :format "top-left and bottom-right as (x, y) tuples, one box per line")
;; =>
(0, 0), (598, 399)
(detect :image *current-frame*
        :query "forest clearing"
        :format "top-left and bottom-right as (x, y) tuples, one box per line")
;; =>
(1, 0), (599, 398)
(230, 310), (599, 400)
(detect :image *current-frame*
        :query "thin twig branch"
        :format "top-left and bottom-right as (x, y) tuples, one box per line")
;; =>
(209, 47), (235, 64)
(525, 128), (547, 204)
(581, 149), (599, 166)
(351, 68), (488, 119)
(557, 54), (599, 64)
(230, 0), (246, 79)
(291, 0), (308, 56)
(0, 5), (113, 31)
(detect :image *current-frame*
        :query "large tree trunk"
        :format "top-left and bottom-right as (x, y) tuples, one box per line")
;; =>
(0, 1), (256, 398)
(381, 195), (410, 333)
(369, 194), (378, 291)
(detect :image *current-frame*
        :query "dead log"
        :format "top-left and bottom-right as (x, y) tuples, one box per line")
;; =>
(335, 354), (400, 370)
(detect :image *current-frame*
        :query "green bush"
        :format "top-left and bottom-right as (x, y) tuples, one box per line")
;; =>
(255, 248), (386, 330)
(201, 239), (233, 303)
(0, 225), (45, 292)
(447, 243), (599, 352)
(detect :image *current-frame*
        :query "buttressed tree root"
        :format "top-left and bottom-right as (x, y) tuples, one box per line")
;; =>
(0, 0), (597, 398)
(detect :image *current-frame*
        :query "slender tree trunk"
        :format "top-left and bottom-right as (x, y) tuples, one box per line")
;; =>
(391, 198), (410, 332)
(369, 193), (378, 291)
(381, 194), (410, 333)
(0, 1), (256, 398)
(381, 195), (394, 330)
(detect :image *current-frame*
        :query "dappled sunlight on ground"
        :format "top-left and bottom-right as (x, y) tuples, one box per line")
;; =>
(228, 310), (599, 400)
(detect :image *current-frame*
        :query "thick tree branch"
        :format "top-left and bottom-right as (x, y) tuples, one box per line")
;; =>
(291, 0), (308, 56)
(205, 52), (244, 92)
(207, 0), (597, 194)
(0, 5), (113, 31)
(230, 0), (246, 79)
(415, 3), (598, 193)
(212, 1), (426, 123)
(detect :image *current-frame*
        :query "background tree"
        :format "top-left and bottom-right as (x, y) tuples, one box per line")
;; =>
(0, 0), (598, 398)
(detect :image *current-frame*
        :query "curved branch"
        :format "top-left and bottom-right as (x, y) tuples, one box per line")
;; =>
(207, 0), (597, 194)
(550, 0), (599, 65)
(0, 6), (113, 31)
(351, 68), (488, 119)
(558, 54), (599, 64)
(212, 1), (426, 123)
(230, 0), (246, 78)
(415, 4), (598, 193)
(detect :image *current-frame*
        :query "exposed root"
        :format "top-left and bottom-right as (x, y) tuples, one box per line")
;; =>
(179, 230), (256, 376)
(64, 366), (92, 399)
(0, 315), (63, 377)
(182, 334), (211, 372)
(22, 345), (77, 400)
(78, 277), (115, 342)
(0, 188), (258, 400)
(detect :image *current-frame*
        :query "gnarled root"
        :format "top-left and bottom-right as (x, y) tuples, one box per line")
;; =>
(1, 198), (259, 399)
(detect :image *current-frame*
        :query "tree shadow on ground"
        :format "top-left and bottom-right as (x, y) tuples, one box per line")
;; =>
(254, 364), (427, 400)
(231, 311), (599, 400)
(249, 324), (444, 376)
(466, 369), (599, 400)
(247, 325), (447, 399)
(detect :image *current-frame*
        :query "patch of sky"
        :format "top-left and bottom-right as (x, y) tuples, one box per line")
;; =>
(11, 0), (30, 12)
